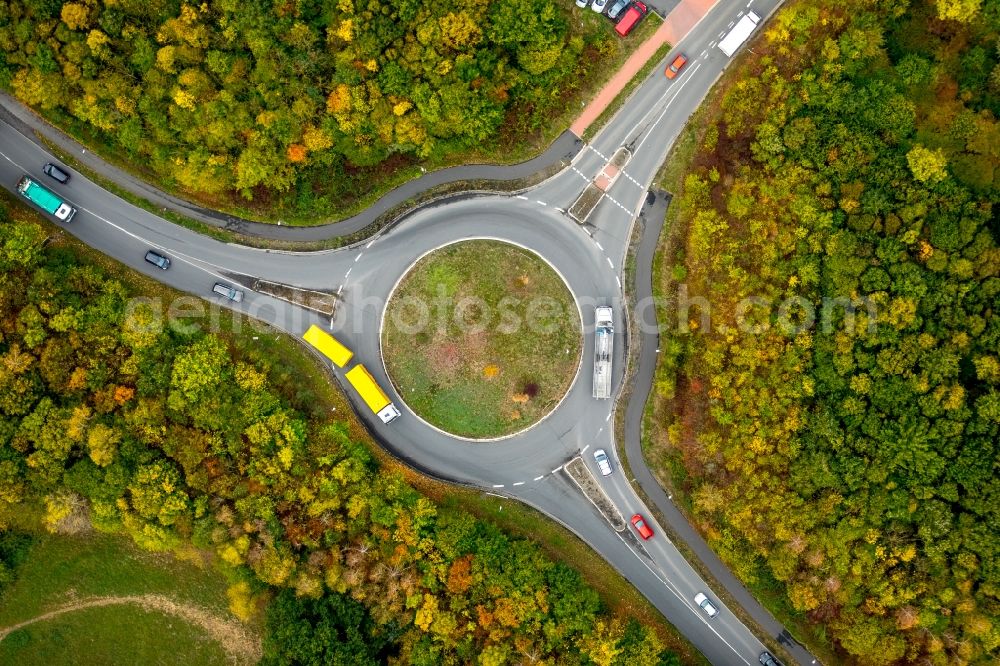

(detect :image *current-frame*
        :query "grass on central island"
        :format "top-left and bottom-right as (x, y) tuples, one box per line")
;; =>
(382, 240), (582, 438)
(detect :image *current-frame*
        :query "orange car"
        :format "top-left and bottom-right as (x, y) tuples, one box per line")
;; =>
(665, 53), (688, 79)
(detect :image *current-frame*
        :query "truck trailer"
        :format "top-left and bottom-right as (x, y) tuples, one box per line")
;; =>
(345, 364), (401, 424)
(718, 11), (761, 57)
(302, 324), (354, 368)
(593, 306), (614, 399)
(16, 176), (77, 222)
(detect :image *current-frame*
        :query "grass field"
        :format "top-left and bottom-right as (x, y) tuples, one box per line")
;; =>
(0, 532), (259, 665)
(0, 605), (230, 666)
(382, 240), (582, 438)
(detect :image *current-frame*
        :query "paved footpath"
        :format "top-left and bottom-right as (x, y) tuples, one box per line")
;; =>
(571, 0), (721, 137)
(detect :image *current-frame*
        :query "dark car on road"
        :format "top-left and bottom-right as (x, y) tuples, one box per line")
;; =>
(43, 162), (70, 184)
(144, 250), (171, 270)
(759, 651), (781, 666)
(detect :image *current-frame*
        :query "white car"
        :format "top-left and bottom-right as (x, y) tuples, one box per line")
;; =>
(576, 0), (590, 7)
(694, 592), (719, 618)
(592, 0), (609, 11)
(593, 449), (613, 476)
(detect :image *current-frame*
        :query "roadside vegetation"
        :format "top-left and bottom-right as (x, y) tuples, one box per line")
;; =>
(0, 0), (654, 223)
(382, 240), (582, 438)
(650, 1), (999, 664)
(0, 197), (684, 663)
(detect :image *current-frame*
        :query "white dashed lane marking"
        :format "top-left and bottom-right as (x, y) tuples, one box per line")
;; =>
(533, 475), (544, 481)
(586, 144), (610, 161)
(621, 171), (644, 188)
(603, 193), (633, 215)
(492, 484), (505, 488)
(570, 166), (590, 183)
(512, 481), (525, 487)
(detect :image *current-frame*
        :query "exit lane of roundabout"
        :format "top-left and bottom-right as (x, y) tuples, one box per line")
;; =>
(331, 195), (626, 487)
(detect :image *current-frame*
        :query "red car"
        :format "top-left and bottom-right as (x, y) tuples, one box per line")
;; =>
(614, 2), (648, 37)
(665, 53), (688, 79)
(631, 514), (654, 540)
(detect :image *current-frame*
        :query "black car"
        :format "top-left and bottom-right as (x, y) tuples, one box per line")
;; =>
(42, 162), (70, 184)
(144, 250), (171, 270)
(759, 651), (781, 666)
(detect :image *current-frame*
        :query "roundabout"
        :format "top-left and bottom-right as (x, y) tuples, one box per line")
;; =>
(381, 239), (583, 440)
(333, 195), (624, 484)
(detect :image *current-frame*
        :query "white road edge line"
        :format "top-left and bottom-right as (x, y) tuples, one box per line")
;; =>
(552, 465), (563, 474)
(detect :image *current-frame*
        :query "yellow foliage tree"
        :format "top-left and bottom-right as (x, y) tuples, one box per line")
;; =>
(439, 12), (482, 50)
(60, 3), (90, 31)
(935, 0), (982, 23)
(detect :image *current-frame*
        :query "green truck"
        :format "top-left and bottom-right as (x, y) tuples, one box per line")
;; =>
(16, 176), (77, 222)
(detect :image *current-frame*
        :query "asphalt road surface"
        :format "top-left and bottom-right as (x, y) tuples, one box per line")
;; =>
(0, 1), (821, 664)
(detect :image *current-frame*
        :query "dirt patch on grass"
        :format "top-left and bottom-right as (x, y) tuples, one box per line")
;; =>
(382, 240), (582, 438)
(0, 594), (260, 664)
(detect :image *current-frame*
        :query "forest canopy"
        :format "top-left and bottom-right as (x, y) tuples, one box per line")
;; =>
(0, 0), (612, 206)
(653, 0), (999, 664)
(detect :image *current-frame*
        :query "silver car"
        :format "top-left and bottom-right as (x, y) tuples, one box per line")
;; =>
(593, 449), (613, 476)
(212, 282), (244, 303)
(607, 0), (630, 20)
(694, 592), (719, 618)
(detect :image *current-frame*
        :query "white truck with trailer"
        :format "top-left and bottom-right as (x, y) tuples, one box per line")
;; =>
(593, 306), (614, 399)
(718, 11), (761, 57)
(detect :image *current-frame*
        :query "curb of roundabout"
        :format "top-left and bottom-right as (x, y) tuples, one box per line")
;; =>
(377, 236), (587, 443)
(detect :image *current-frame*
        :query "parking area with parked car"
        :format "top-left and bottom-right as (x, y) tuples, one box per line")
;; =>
(573, 0), (653, 37)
